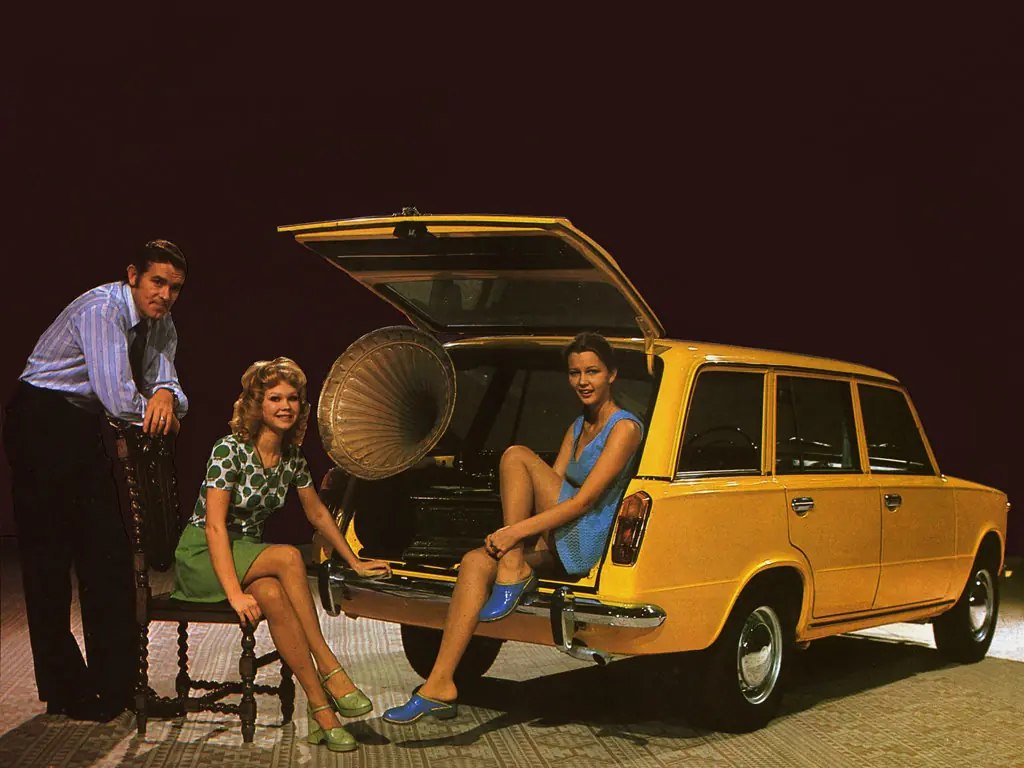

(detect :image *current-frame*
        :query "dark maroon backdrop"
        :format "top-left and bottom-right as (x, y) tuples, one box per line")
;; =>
(3, 15), (1020, 553)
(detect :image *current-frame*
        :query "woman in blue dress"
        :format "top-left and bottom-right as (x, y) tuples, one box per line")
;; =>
(383, 333), (644, 724)
(172, 358), (391, 752)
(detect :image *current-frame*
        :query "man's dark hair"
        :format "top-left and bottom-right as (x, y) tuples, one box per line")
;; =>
(563, 331), (617, 371)
(133, 239), (187, 276)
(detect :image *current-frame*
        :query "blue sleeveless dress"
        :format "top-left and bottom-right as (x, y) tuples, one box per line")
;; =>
(553, 409), (644, 575)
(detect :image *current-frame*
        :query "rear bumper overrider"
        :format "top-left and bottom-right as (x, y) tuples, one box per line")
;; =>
(311, 560), (666, 664)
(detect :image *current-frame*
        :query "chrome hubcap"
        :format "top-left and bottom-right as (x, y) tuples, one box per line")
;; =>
(967, 568), (995, 642)
(736, 605), (783, 704)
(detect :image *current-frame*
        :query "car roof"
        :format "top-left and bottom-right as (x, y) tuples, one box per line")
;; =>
(444, 335), (899, 383)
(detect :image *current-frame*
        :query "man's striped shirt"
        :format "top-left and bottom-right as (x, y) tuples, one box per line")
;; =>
(20, 281), (187, 423)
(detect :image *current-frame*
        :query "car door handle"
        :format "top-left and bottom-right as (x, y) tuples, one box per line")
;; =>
(791, 496), (815, 516)
(884, 493), (902, 511)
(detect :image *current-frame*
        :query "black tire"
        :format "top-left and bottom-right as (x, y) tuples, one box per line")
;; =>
(399, 625), (504, 686)
(697, 588), (794, 733)
(933, 556), (1000, 663)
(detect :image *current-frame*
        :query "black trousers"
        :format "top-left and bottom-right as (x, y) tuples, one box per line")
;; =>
(3, 382), (135, 708)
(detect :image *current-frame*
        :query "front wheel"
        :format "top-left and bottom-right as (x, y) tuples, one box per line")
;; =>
(399, 625), (504, 686)
(933, 558), (1000, 663)
(697, 589), (793, 732)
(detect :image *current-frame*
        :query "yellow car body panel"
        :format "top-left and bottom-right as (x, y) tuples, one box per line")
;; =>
(289, 213), (1007, 660)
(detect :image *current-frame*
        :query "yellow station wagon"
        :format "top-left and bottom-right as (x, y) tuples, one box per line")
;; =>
(280, 211), (1009, 731)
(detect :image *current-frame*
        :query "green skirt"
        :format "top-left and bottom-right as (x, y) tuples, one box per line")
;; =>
(170, 523), (269, 602)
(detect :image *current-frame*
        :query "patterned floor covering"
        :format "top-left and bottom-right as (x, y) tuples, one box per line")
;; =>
(2, 541), (1023, 768)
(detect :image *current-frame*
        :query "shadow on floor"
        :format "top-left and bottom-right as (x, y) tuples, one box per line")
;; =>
(383, 631), (954, 749)
(0, 708), (300, 767)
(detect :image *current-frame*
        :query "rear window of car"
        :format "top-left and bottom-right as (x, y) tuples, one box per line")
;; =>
(386, 278), (640, 335)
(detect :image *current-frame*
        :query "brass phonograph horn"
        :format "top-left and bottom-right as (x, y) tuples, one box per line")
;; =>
(318, 326), (456, 480)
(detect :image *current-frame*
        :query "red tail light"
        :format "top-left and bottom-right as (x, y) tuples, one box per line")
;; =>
(611, 491), (652, 566)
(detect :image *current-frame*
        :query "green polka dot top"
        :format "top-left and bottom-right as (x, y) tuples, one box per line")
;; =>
(186, 433), (314, 539)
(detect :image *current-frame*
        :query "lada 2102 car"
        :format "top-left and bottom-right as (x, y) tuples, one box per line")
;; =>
(279, 212), (1009, 732)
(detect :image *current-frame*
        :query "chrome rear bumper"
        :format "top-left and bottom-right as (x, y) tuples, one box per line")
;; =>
(311, 560), (666, 663)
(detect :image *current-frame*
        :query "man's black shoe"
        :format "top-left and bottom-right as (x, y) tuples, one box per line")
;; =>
(46, 694), (113, 721)
(46, 701), (69, 716)
(87, 702), (126, 723)
(45, 701), (70, 716)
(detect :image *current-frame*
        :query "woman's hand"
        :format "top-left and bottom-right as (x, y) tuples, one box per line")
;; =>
(351, 559), (392, 578)
(485, 525), (522, 559)
(228, 592), (262, 626)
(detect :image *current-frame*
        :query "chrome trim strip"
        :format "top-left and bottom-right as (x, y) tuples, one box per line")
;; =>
(310, 563), (666, 629)
(807, 598), (955, 629)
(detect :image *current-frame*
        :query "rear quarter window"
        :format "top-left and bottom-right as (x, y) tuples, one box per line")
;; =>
(678, 369), (765, 475)
(858, 384), (935, 475)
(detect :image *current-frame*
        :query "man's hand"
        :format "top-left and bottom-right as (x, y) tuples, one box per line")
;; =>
(143, 389), (178, 435)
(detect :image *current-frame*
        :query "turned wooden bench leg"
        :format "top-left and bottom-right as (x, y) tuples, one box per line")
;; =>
(136, 621), (150, 735)
(279, 662), (295, 724)
(239, 621), (257, 743)
(175, 621), (191, 702)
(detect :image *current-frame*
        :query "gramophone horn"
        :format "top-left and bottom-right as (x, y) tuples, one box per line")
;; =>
(318, 326), (456, 480)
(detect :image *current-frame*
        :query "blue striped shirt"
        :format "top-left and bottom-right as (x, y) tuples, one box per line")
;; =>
(20, 281), (188, 423)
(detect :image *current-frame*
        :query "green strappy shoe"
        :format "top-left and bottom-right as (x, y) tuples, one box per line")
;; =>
(321, 666), (373, 717)
(306, 704), (357, 752)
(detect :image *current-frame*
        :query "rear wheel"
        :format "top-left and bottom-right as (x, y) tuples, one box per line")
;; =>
(933, 557), (1000, 663)
(697, 588), (793, 732)
(399, 624), (504, 686)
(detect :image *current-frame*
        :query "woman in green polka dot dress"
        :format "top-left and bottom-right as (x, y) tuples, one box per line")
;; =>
(172, 357), (391, 752)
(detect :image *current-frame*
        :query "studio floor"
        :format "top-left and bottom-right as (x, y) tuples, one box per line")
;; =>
(1, 538), (1022, 768)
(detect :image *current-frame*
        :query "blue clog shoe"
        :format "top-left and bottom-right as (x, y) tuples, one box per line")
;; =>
(381, 690), (458, 725)
(479, 570), (538, 622)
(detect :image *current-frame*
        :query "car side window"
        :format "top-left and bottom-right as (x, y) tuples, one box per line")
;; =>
(678, 370), (764, 475)
(776, 376), (860, 474)
(858, 384), (935, 475)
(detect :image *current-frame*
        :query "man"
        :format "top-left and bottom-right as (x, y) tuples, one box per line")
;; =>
(3, 240), (189, 721)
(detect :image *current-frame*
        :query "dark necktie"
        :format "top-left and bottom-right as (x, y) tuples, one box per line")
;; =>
(129, 321), (149, 392)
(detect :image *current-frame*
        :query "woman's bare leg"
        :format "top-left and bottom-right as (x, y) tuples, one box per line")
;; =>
(413, 447), (563, 702)
(416, 547), (497, 702)
(417, 543), (558, 703)
(245, 545), (357, 699)
(245, 576), (341, 730)
(495, 445), (562, 581)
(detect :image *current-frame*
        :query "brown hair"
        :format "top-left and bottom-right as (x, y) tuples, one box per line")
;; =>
(563, 331), (617, 371)
(134, 239), (188, 276)
(229, 357), (310, 446)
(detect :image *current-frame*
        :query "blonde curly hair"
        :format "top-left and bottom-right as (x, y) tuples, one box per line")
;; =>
(229, 357), (310, 446)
